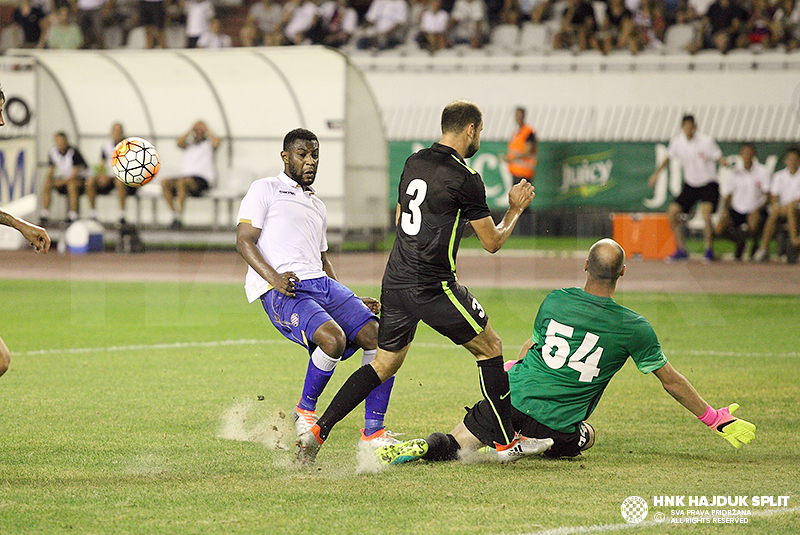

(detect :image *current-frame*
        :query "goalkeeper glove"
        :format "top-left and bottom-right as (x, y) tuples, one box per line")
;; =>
(698, 403), (756, 448)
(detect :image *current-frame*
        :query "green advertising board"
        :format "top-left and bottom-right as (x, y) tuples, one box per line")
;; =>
(388, 141), (789, 212)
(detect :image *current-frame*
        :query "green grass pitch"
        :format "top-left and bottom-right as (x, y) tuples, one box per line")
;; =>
(1, 279), (798, 534)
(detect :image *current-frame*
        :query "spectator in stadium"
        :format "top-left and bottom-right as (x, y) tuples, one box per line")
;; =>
(40, 131), (88, 224)
(552, 0), (597, 51)
(689, 0), (747, 53)
(593, 0), (636, 54)
(235, 128), (399, 450)
(356, 0), (410, 50)
(449, 0), (487, 48)
(183, 0), (215, 48)
(736, 0), (777, 49)
(239, 15), (263, 46)
(85, 122), (137, 224)
(161, 121), (220, 229)
(39, 7), (84, 49)
(140, 0), (168, 48)
(317, 0), (359, 47)
(0, 87), (51, 377)
(197, 18), (233, 47)
(12, 0), (47, 48)
(773, 0), (800, 49)
(295, 100), (537, 466)
(373, 239), (756, 466)
(417, 0), (450, 51)
(283, 0), (322, 45)
(630, 0), (667, 51)
(714, 142), (770, 261)
(752, 145), (800, 261)
(76, 0), (111, 49)
(248, 0), (293, 46)
(648, 114), (725, 262)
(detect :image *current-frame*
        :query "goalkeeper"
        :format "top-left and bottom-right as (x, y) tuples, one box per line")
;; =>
(377, 238), (756, 465)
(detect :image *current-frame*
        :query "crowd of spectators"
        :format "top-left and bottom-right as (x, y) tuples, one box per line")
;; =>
(4, 0), (800, 54)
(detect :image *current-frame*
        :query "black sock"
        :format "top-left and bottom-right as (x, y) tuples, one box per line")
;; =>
(316, 364), (382, 441)
(477, 356), (515, 445)
(423, 432), (460, 462)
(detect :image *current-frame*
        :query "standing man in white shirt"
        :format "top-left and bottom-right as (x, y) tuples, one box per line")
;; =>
(648, 114), (726, 262)
(714, 142), (770, 261)
(184, 0), (215, 48)
(161, 120), (220, 229)
(235, 128), (399, 450)
(753, 145), (800, 261)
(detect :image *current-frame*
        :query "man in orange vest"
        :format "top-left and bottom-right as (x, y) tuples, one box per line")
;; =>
(504, 106), (537, 234)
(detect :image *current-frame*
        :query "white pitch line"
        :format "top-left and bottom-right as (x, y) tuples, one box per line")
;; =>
(18, 338), (292, 357)
(16, 339), (800, 359)
(508, 506), (800, 535)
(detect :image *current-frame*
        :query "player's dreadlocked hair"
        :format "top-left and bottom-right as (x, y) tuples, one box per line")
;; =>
(441, 100), (482, 135)
(283, 128), (318, 151)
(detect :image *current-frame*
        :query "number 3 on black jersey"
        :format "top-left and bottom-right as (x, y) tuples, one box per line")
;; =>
(400, 178), (427, 236)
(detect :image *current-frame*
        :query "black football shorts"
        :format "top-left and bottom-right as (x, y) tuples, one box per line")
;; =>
(463, 400), (585, 458)
(378, 281), (489, 351)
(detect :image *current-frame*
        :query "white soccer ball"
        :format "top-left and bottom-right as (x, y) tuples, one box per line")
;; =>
(112, 137), (160, 187)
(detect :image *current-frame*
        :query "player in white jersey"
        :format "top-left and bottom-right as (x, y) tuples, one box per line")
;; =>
(0, 87), (50, 378)
(236, 128), (399, 450)
(753, 145), (800, 262)
(85, 123), (137, 223)
(649, 114), (726, 262)
(714, 143), (770, 261)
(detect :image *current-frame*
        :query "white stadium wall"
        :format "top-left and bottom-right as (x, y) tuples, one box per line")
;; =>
(2, 47), (388, 233)
(355, 63), (800, 142)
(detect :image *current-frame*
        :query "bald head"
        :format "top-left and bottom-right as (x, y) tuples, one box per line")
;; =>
(586, 239), (625, 283)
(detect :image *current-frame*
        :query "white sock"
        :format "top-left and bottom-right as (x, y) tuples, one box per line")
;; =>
(361, 348), (377, 366)
(311, 346), (340, 372)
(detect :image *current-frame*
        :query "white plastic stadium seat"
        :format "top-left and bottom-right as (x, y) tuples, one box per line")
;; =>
(0, 24), (22, 53)
(103, 26), (125, 49)
(487, 24), (520, 55)
(663, 24), (694, 54)
(126, 26), (148, 49)
(165, 25), (188, 49)
(210, 168), (258, 229)
(518, 23), (550, 55)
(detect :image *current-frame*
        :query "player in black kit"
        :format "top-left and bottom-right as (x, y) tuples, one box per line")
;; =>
(296, 100), (546, 465)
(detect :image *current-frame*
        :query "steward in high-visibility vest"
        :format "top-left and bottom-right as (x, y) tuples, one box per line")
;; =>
(506, 107), (537, 183)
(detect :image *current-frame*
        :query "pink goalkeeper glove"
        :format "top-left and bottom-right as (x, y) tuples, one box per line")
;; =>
(698, 403), (756, 448)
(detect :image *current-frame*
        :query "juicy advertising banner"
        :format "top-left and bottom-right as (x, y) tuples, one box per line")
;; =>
(388, 140), (787, 212)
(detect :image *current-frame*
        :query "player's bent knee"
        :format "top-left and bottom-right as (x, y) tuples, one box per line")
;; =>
(0, 342), (10, 377)
(313, 322), (347, 357)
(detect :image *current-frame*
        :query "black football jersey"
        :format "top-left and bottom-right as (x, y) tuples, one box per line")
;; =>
(383, 143), (491, 288)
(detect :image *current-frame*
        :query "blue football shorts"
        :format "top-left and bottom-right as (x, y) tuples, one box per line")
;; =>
(260, 276), (377, 356)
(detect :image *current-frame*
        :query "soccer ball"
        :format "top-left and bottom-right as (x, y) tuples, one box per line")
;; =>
(112, 137), (160, 187)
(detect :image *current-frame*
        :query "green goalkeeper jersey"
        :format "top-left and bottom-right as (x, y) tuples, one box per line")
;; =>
(508, 287), (667, 433)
